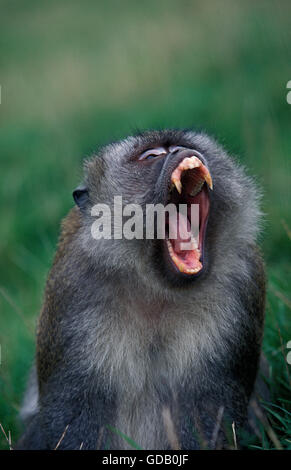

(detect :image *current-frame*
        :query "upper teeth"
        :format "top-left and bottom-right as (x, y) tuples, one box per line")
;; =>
(170, 155), (213, 195)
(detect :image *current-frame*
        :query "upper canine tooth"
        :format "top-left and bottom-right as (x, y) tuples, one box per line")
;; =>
(204, 172), (213, 190)
(172, 178), (182, 194)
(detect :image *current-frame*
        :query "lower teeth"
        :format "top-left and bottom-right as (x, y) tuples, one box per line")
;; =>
(166, 240), (201, 274)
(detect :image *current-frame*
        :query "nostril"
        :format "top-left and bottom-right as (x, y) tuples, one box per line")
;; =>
(169, 145), (186, 154)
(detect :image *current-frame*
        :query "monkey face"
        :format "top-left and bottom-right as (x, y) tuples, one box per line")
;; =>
(74, 130), (260, 290)
(136, 146), (212, 280)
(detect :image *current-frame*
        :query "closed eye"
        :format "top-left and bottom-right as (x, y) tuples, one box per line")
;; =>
(139, 147), (167, 161)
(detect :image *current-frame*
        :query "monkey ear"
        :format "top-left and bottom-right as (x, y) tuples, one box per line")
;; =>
(73, 185), (89, 209)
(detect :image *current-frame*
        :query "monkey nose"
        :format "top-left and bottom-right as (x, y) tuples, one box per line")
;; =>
(168, 145), (187, 154)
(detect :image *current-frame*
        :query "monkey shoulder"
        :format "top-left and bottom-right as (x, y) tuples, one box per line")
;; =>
(36, 207), (82, 387)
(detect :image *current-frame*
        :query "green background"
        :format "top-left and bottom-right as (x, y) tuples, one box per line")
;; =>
(0, 0), (290, 449)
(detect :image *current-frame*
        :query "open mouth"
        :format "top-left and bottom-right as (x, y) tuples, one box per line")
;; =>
(165, 155), (212, 276)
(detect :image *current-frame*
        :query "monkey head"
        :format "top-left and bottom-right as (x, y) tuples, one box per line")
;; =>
(72, 129), (260, 294)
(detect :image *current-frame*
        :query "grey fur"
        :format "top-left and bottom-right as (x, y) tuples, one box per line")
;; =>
(19, 365), (39, 423)
(18, 129), (265, 450)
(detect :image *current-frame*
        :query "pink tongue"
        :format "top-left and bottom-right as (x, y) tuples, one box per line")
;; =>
(168, 212), (191, 253)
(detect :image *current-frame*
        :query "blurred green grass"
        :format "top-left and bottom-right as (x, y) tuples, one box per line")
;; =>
(0, 0), (290, 449)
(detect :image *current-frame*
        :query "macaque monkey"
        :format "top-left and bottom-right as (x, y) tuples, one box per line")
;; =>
(18, 130), (265, 449)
